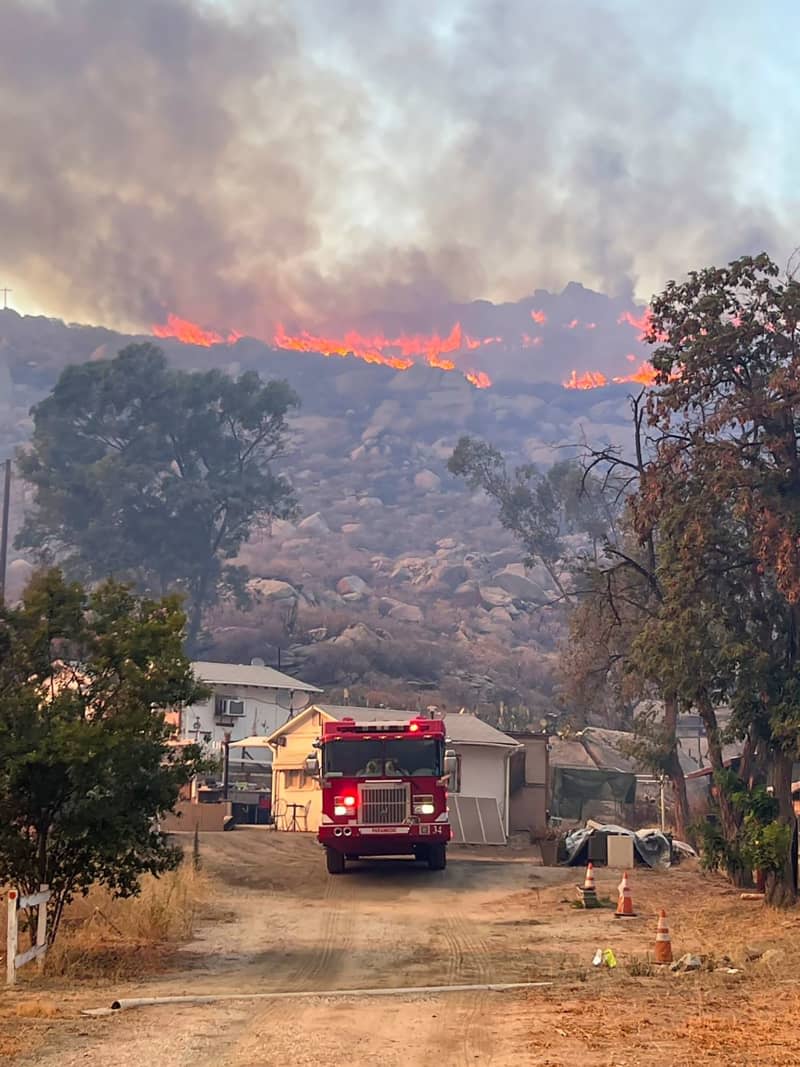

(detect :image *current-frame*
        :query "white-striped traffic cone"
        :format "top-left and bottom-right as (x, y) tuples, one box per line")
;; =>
(654, 909), (673, 964)
(614, 870), (636, 917)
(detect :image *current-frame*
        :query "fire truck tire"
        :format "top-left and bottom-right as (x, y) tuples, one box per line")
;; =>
(325, 848), (346, 875)
(427, 844), (447, 871)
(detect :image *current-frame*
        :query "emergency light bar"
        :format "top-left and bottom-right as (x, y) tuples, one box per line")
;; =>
(333, 717), (437, 734)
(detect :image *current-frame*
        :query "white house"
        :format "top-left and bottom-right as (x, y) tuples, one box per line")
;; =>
(267, 705), (520, 841)
(178, 661), (321, 758)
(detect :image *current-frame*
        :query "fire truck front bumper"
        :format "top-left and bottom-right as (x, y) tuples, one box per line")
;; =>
(318, 822), (452, 855)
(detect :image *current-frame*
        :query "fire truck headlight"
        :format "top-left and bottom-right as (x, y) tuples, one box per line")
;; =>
(413, 796), (435, 816)
(334, 795), (357, 817)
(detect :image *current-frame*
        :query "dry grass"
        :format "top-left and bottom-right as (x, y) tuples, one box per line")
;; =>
(44, 863), (208, 981)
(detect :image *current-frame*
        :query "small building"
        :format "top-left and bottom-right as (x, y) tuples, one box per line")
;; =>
(175, 661), (321, 779)
(267, 705), (521, 841)
(507, 731), (549, 837)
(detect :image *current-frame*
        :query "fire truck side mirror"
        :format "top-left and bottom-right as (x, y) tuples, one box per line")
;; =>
(304, 754), (320, 777)
(443, 750), (458, 778)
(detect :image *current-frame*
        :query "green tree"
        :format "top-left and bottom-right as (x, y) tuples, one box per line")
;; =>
(0, 569), (208, 943)
(636, 252), (800, 905)
(16, 344), (299, 649)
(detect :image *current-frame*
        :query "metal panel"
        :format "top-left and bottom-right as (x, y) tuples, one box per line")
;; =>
(606, 834), (634, 868)
(359, 783), (409, 825)
(448, 800), (464, 843)
(476, 797), (506, 845)
(460, 797), (483, 842)
(450, 796), (506, 845)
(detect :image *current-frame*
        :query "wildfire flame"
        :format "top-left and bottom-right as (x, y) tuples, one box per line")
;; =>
(465, 371), (492, 389)
(153, 314), (241, 347)
(564, 360), (660, 390)
(152, 306), (666, 394)
(273, 322), (498, 386)
(152, 315), (495, 387)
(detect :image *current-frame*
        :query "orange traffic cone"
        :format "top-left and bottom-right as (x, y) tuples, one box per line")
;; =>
(614, 871), (636, 918)
(576, 862), (599, 908)
(654, 909), (673, 964)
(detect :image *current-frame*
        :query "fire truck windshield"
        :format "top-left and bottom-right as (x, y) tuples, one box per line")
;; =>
(323, 738), (442, 778)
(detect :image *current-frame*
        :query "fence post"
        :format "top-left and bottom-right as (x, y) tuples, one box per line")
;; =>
(6, 889), (18, 986)
(36, 885), (49, 972)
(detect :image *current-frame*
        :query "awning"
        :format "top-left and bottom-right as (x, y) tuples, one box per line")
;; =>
(228, 736), (273, 748)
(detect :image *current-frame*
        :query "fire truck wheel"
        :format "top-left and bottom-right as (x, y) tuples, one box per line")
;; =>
(427, 844), (447, 871)
(325, 848), (346, 875)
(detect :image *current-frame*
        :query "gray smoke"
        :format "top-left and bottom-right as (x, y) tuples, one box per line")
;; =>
(0, 0), (792, 336)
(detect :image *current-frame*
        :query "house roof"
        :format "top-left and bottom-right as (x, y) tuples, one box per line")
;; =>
(548, 737), (598, 769)
(267, 704), (519, 748)
(191, 661), (321, 694)
(549, 723), (745, 777)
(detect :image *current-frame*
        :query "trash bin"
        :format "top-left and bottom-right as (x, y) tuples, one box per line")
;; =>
(539, 839), (559, 866)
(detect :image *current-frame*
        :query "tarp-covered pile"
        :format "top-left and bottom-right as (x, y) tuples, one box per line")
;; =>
(564, 823), (673, 868)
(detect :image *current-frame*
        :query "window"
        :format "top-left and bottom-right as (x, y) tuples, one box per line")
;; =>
(322, 738), (443, 777)
(284, 770), (312, 790)
(447, 754), (462, 794)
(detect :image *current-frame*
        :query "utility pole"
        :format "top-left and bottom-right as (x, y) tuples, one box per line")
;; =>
(0, 289), (11, 311)
(0, 459), (10, 606)
(222, 731), (231, 801)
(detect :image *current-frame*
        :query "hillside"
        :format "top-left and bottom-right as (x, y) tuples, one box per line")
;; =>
(0, 289), (643, 720)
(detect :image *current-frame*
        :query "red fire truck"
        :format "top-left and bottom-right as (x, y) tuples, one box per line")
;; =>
(305, 715), (455, 875)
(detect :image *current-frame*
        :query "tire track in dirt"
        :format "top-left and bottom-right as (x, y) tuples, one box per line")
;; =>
(442, 904), (495, 1066)
(220, 871), (354, 1065)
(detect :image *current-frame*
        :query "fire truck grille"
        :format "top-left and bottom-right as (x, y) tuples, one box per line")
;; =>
(359, 784), (409, 825)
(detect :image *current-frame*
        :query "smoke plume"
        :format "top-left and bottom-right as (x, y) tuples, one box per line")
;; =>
(0, 0), (793, 337)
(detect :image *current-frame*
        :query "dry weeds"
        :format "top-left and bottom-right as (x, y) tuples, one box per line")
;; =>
(43, 863), (208, 981)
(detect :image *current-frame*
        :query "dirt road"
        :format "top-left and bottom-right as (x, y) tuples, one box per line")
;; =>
(8, 832), (569, 1066)
(6, 832), (800, 1066)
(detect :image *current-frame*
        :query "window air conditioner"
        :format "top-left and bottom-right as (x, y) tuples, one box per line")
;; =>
(215, 697), (245, 719)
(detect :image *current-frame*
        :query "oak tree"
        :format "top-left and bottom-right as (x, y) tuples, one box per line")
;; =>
(16, 344), (299, 649)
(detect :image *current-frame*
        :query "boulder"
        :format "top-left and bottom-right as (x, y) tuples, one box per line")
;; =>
(489, 607), (513, 625)
(358, 496), (384, 509)
(332, 623), (385, 646)
(341, 523), (362, 535)
(428, 562), (469, 590)
(248, 578), (299, 603)
(479, 585), (514, 609)
(414, 469), (442, 493)
(297, 512), (331, 536)
(453, 580), (481, 606)
(336, 575), (370, 598)
(488, 547), (522, 568)
(491, 563), (551, 602)
(389, 602), (424, 623)
(378, 597), (402, 617)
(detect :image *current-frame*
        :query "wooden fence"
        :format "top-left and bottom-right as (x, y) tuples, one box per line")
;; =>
(6, 885), (51, 986)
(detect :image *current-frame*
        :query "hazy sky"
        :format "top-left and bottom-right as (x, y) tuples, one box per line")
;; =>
(1, 0), (797, 333)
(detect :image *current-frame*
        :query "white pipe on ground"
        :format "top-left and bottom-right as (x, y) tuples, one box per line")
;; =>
(82, 980), (553, 1016)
